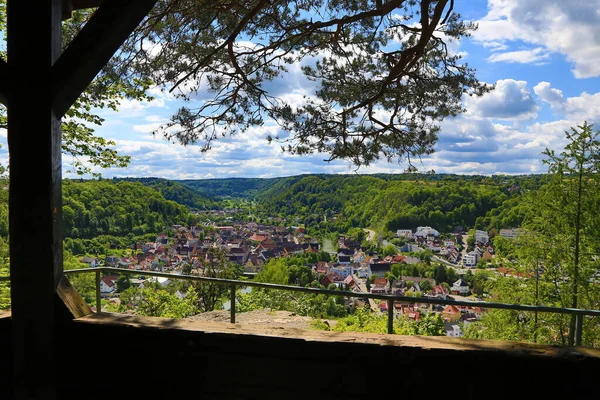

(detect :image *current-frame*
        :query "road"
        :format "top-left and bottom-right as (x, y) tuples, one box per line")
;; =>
(432, 254), (456, 267)
(357, 279), (380, 314)
(363, 228), (376, 242)
(458, 234), (469, 267)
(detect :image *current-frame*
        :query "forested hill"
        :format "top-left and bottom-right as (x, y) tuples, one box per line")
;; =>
(254, 174), (546, 233)
(67, 173), (546, 238)
(112, 177), (218, 209)
(176, 176), (303, 199)
(176, 173), (545, 200)
(62, 180), (195, 238)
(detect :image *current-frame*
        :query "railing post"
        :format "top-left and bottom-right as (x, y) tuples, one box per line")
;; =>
(387, 298), (394, 334)
(95, 270), (101, 313)
(230, 284), (236, 324)
(575, 313), (583, 346)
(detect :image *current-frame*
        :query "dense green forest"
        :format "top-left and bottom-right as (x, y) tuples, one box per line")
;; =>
(176, 176), (303, 199)
(112, 177), (219, 210)
(62, 179), (198, 238)
(250, 174), (544, 234)
(177, 173), (546, 201)
(169, 173), (547, 235)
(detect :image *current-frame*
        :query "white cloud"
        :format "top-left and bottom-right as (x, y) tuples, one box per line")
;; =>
(533, 81), (564, 106)
(487, 47), (550, 64)
(533, 82), (600, 124)
(133, 122), (164, 134)
(465, 79), (538, 120)
(473, 0), (600, 78)
(481, 41), (508, 51)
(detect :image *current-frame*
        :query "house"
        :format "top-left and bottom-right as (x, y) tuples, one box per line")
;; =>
(314, 261), (330, 276)
(471, 307), (484, 319)
(390, 254), (406, 264)
(142, 242), (156, 252)
(427, 242), (441, 252)
(304, 242), (319, 253)
(443, 240), (455, 248)
(414, 226), (440, 238)
(394, 302), (413, 314)
(475, 230), (489, 244)
(452, 279), (470, 296)
(371, 278), (389, 294)
(130, 278), (146, 288)
(145, 276), (172, 287)
(441, 305), (462, 322)
(444, 322), (462, 337)
(119, 257), (132, 267)
(337, 254), (351, 264)
(482, 247), (494, 261)
(373, 277), (389, 289)
(99, 275), (118, 294)
(356, 267), (368, 279)
(215, 226), (234, 234)
(105, 255), (120, 266)
(448, 248), (460, 264)
(330, 265), (352, 280)
(396, 229), (413, 238)
(463, 251), (479, 267)
(79, 256), (100, 267)
(227, 246), (249, 264)
(368, 261), (391, 277)
(344, 275), (359, 291)
(428, 284), (449, 299)
(320, 273), (336, 287)
(156, 232), (169, 244)
(249, 233), (269, 242)
(406, 311), (420, 321)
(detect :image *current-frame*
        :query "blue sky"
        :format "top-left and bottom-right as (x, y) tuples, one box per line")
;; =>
(8, 0), (600, 179)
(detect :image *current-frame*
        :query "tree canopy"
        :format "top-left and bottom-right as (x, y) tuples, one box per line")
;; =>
(97, 0), (489, 167)
(0, 1), (489, 174)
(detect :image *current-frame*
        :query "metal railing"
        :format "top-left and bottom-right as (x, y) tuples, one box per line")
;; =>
(2, 266), (600, 346)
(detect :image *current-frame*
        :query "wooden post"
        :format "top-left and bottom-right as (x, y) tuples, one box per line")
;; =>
(387, 299), (394, 334)
(96, 271), (102, 313)
(4, 1), (158, 398)
(7, 0), (63, 398)
(575, 314), (583, 346)
(230, 284), (236, 324)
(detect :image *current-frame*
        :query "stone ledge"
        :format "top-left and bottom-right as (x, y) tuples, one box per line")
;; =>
(76, 312), (600, 360)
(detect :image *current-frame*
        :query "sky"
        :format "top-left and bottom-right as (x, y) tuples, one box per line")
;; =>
(7, 0), (600, 180)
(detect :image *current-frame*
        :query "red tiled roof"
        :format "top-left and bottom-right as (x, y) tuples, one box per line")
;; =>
(392, 255), (406, 263)
(373, 278), (388, 286)
(442, 305), (461, 314)
(250, 234), (268, 242)
(100, 276), (117, 287)
(407, 312), (420, 320)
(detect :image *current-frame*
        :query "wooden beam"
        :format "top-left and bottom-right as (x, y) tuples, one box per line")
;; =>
(57, 275), (93, 318)
(7, 0), (63, 398)
(0, 59), (9, 106)
(52, 0), (158, 118)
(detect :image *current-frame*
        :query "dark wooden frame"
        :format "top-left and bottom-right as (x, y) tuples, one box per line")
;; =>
(4, 1), (157, 397)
